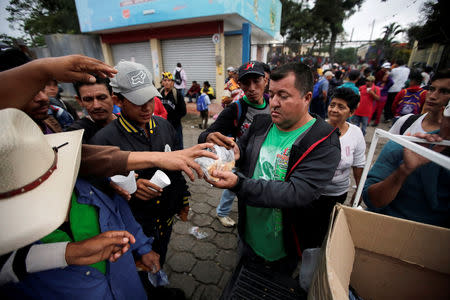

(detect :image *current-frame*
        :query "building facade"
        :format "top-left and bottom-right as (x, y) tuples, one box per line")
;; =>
(74, 0), (281, 99)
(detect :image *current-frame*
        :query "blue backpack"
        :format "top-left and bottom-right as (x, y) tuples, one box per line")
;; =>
(196, 94), (208, 111)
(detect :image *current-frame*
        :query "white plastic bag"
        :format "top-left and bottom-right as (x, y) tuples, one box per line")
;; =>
(194, 145), (235, 181)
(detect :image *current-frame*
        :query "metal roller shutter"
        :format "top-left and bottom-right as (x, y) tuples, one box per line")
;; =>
(111, 41), (153, 75)
(161, 37), (216, 90)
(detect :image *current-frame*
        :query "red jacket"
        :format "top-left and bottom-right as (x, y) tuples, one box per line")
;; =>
(153, 96), (167, 119)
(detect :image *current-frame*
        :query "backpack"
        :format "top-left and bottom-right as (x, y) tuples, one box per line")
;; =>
(174, 70), (182, 85)
(395, 88), (426, 116)
(399, 114), (422, 135)
(196, 94), (208, 111)
(312, 78), (325, 100)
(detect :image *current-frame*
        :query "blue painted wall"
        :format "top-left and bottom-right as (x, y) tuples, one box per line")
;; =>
(75, 0), (281, 38)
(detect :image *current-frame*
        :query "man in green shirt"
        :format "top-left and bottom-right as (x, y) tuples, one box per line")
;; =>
(210, 63), (341, 275)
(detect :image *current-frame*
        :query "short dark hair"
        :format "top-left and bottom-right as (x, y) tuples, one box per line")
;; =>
(192, 80), (197, 84)
(177, 62), (182, 67)
(262, 63), (271, 74)
(0, 48), (31, 71)
(348, 70), (360, 81)
(431, 68), (450, 82)
(73, 75), (112, 98)
(332, 87), (360, 112)
(203, 81), (210, 87)
(270, 62), (313, 95)
(397, 59), (405, 66)
(408, 69), (423, 83)
(115, 93), (125, 101)
(363, 68), (372, 76)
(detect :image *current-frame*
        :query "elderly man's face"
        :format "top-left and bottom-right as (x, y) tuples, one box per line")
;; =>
(238, 74), (265, 104)
(269, 72), (311, 131)
(23, 90), (50, 121)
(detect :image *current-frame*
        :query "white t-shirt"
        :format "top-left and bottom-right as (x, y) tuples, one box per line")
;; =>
(388, 65), (410, 93)
(389, 113), (427, 135)
(322, 123), (366, 196)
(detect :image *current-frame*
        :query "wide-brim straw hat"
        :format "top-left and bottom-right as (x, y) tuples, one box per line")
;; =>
(0, 108), (83, 255)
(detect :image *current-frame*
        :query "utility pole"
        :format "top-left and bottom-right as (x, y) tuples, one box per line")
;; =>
(369, 19), (375, 42)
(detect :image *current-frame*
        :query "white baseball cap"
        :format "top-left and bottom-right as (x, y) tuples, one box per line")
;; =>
(110, 60), (161, 105)
(0, 109), (83, 255)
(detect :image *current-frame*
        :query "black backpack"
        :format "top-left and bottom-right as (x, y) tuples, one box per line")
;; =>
(174, 70), (182, 85)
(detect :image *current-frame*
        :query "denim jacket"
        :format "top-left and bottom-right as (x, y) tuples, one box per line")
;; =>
(2, 179), (153, 299)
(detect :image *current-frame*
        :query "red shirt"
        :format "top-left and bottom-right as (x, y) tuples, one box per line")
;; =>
(153, 97), (167, 119)
(354, 85), (380, 117)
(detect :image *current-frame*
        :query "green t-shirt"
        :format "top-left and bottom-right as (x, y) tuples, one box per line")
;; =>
(41, 192), (106, 274)
(245, 118), (316, 261)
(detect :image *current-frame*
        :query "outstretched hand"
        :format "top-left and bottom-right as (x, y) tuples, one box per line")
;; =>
(206, 132), (235, 149)
(154, 143), (218, 181)
(65, 231), (136, 265)
(42, 55), (117, 83)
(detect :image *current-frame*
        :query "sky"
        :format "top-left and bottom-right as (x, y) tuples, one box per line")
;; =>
(343, 0), (428, 43)
(0, 0), (430, 43)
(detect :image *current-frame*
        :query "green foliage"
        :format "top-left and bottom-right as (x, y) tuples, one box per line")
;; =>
(6, 0), (80, 46)
(381, 23), (404, 44)
(334, 47), (357, 64)
(406, 0), (449, 45)
(312, 0), (365, 62)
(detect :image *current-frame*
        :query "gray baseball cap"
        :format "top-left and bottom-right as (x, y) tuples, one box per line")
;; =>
(110, 60), (161, 105)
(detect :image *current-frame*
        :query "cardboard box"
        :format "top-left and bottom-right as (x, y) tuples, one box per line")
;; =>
(309, 204), (450, 300)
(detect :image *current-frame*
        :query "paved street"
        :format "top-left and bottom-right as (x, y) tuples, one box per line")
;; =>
(162, 101), (391, 299)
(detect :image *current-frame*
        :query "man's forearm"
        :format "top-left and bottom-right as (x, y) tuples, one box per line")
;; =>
(0, 59), (50, 110)
(367, 163), (412, 208)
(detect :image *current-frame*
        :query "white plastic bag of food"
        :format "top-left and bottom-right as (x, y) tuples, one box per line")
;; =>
(194, 145), (235, 181)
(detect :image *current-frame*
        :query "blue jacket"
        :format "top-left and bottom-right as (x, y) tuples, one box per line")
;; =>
(2, 179), (153, 299)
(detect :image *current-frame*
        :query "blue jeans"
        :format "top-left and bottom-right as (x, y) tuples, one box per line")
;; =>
(188, 92), (199, 103)
(173, 124), (183, 150)
(351, 115), (368, 136)
(216, 189), (236, 217)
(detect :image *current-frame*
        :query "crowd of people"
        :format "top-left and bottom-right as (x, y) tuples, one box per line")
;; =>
(0, 47), (448, 300)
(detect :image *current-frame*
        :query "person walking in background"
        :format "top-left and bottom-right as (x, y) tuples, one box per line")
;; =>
(186, 80), (201, 103)
(196, 91), (211, 129)
(391, 70), (427, 124)
(372, 71), (393, 126)
(385, 59), (410, 122)
(352, 76), (380, 135)
(159, 72), (187, 150)
(221, 67), (241, 107)
(173, 62), (187, 97)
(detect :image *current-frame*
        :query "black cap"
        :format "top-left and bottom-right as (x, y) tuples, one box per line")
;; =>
(238, 61), (265, 80)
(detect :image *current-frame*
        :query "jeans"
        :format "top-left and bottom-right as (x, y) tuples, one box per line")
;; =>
(216, 189), (236, 217)
(351, 115), (369, 136)
(188, 92), (199, 103)
(173, 124), (184, 150)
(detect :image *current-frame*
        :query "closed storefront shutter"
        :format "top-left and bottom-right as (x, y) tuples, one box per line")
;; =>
(161, 37), (216, 90)
(111, 41), (153, 75)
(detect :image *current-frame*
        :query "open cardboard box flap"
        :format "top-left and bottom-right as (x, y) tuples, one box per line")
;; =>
(308, 204), (450, 300)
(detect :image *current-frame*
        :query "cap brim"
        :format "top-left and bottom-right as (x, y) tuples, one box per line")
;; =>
(238, 71), (265, 81)
(0, 130), (83, 255)
(122, 85), (162, 106)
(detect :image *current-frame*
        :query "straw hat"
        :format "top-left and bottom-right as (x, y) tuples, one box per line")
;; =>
(0, 109), (83, 255)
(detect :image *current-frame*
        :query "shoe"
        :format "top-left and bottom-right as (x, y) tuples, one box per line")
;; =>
(217, 215), (236, 227)
(198, 124), (203, 129)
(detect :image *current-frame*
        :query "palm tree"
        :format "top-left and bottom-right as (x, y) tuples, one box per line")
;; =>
(382, 22), (404, 44)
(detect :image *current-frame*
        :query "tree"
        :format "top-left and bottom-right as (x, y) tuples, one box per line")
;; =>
(6, 0), (80, 46)
(335, 47), (358, 64)
(280, 0), (329, 54)
(381, 23), (404, 44)
(406, 0), (450, 45)
(313, 0), (365, 62)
